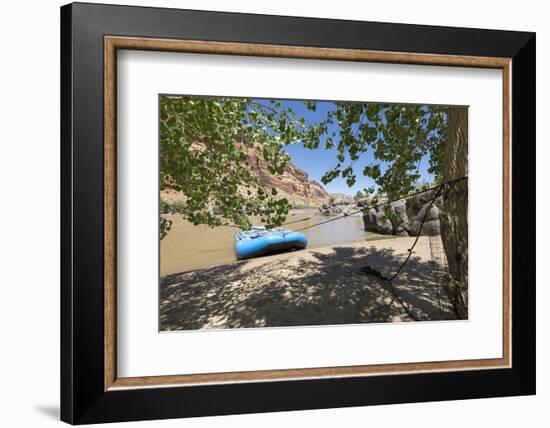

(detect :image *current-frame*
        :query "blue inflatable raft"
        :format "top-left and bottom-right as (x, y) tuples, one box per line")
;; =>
(234, 226), (308, 260)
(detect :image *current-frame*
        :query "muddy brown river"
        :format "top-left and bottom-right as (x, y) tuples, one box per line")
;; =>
(160, 209), (385, 276)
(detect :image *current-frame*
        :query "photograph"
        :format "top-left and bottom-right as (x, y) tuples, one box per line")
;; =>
(50, 1), (537, 425)
(158, 95), (469, 331)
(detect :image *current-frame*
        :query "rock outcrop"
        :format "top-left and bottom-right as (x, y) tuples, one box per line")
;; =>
(163, 141), (443, 235)
(363, 198), (394, 235)
(389, 200), (410, 236)
(246, 147), (331, 207)
(362, 193), (442, 237)
(319, 194), (362, 217)
(409, 203), (440, 236)
(163, 145), (332, 208)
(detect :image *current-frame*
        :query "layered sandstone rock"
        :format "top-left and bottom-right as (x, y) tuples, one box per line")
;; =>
(161, 145), (332, 209)
(246, 147), (331, 207)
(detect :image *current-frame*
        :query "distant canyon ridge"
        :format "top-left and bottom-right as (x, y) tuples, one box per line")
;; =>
(161, 145), (332, 208)
(161, 146), (442, 237)
(246, 146), (331, 207)
(246, 147), (443, 237)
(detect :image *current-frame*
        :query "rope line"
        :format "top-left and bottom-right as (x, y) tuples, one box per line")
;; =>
(388, 184), (444, 282)
(293, 176), (467, 233)
(229, 176), (466, 321)
(352, 176), (467, 321)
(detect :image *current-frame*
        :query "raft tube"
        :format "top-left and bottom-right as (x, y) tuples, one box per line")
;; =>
(234, 226), (308, 260)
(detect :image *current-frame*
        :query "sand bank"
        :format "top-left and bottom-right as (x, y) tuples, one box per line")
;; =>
(160, 236), (456, 331)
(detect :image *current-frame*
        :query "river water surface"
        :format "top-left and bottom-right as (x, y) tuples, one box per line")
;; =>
(160, 209), (385, 276)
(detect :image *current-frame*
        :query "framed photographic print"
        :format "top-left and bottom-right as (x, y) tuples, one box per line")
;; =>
(60, 2), (535, 424)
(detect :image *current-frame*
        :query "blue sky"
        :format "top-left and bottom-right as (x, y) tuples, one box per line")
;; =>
(253, 98), (433, 195)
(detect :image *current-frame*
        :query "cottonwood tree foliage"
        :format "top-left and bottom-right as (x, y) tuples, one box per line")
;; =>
(161, 97), (468, 318)
(301, 102), (447, 195)
(302, 102), (468, 318)
(159, 96), (326, 238)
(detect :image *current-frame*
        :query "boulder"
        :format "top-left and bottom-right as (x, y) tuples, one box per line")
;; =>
(363, 207), (377, 230)
(363, 206), (393, 234)
(375, 209), (394, 234)
(390, 200), (410, 236)
(342, 205), (362, 217)
(319, 193), (358, 216)
(330, 194), (355, 206)
(323, 205), (344, 216)
(409, 203), (440, 236)
(362, 195), (440, 236)
(356, 197), (372, 207)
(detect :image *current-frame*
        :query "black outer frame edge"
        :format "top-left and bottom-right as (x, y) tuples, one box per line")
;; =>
(79, 371), (530, 425)
(60, 2), (536, 424)
(70, 1), (533, 57)
(60, 4), (74, 425)
(510, 34), (536, 392)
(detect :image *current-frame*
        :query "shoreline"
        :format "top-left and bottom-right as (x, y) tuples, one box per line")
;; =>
(160, 236), (456, 331)
(161, 233), (396, 278)
(160, 209), (387, 277)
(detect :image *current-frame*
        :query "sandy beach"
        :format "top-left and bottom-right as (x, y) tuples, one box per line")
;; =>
(160, 236), (456, 331)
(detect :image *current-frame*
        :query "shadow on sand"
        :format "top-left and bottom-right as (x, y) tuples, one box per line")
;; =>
(160, 245), (456, 331)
